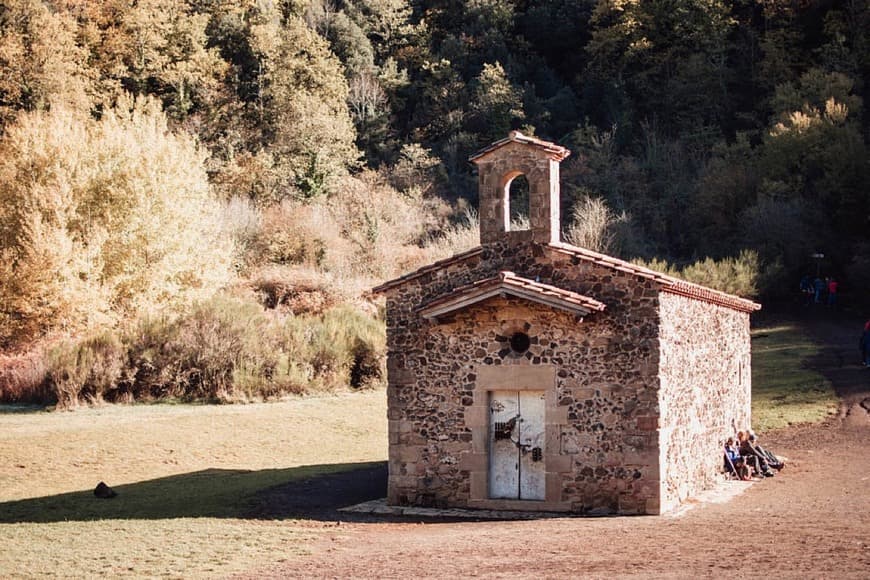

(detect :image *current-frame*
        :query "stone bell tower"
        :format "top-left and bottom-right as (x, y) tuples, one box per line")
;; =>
(469, 131), (571, 246)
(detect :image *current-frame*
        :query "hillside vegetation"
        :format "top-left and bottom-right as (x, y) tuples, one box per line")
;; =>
(0, 0), (867, 403)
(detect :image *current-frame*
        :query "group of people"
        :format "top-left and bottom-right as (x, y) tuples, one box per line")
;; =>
(724, 430), (785, 481)
(799, 274), (838, 306)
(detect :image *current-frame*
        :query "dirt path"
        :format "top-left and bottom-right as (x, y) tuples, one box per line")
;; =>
(250, 312), (870, 579)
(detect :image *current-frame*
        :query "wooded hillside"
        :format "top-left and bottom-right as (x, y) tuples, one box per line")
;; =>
(1, 0), (867, 402)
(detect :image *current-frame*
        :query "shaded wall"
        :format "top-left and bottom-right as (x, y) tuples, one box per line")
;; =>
(657, 292), (752, 511)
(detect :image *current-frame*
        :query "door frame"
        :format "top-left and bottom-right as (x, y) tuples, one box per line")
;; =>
(462, 364), (573, 511)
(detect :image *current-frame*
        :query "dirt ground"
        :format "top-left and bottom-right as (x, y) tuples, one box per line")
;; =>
(246, 310), (870, 579)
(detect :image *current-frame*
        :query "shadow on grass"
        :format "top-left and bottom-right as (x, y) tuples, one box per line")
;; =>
(0, 461), (386, 524)
(796, 309), (870, 404)
(0, 404), (50, 414)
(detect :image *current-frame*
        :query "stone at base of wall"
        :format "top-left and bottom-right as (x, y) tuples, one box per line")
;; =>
(466, 498), (572, 512)
(345, 478), (754, 520)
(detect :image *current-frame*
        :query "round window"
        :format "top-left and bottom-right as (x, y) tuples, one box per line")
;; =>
(509, 332), (531, 354)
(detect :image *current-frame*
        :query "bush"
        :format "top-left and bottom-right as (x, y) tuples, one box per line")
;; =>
(563, 193), (630, 255)
(0, 351), (51, 404)
(34, 295), (387, 406)
(47, 332), (125, 407)
(124, 297), (267, 402)
(251, 266), (342, 315)
(633, 250), (764, 299)
(0, 97), (234, 349)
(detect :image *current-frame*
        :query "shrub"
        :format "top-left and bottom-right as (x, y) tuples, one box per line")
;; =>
(563, 193), (630, 255)
(422, 205), (480, 261)
(0, 351), (51, 404)
(47, 332), (125, 407)
(633, 250), (764, 299)
(124, 297), (267, 402)
(250, 266), (342, 315)
(33, 293), (386, 406)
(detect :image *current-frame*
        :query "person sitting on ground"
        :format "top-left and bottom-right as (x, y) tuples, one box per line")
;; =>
(724, 437), (750, 480)
(748, 433), (785, 470)
(738, 430), (774, 477)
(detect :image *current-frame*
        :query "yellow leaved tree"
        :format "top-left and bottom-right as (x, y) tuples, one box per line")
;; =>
(0, 95), (234, 349)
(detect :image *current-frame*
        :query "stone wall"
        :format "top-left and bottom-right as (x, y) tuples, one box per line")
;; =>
(657, 292), (752, 511)
(475, 140), (561, 244)
(385, 240), (670, 514)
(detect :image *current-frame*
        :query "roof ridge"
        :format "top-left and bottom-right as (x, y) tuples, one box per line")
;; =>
(371, 246), (483, 294)
(417, 270), (606, 320)
(546, 242), (761, 313)
(469, 131), (570, 163)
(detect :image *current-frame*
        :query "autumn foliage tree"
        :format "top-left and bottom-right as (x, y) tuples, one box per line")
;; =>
(0, 96), (233, 349)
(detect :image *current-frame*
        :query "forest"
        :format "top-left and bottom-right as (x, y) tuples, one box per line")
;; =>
(0, 0), (867, 404)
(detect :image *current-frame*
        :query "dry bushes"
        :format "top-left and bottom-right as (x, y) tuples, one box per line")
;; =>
(27, 295), (385, 407)
(0, 99), (233, 350)
(0, 351), (51, 403)
(251, 266), (342, 315)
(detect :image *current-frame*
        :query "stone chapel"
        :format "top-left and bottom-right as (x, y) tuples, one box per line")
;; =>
(373, 132), (761, 515)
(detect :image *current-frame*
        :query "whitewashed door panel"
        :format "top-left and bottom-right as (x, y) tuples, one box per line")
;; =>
(518, 390), (546, 500)
(488, 390), (546, 500)
(489, 390), (520, 499)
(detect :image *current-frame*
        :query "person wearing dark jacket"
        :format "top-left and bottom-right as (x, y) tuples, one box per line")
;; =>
(738, 431), (773, 477)
(748, 433), (784, 470)
(724, 437), (750, 480)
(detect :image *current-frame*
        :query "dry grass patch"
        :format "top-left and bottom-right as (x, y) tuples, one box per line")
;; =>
(0, 390), (386, 578)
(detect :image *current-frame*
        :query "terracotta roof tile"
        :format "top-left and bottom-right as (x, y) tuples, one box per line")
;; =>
(469, 131), (570, 163)
(371, 242), (761, 314)
(418, 271), (605, 321)
(546, 242), (761, 313)
(371, 246), (483, 294)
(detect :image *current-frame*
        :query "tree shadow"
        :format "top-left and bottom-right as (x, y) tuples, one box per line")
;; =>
(798, 310), (870, 407)
(0, 404), (50, 414)
(0, 461), (387, 524)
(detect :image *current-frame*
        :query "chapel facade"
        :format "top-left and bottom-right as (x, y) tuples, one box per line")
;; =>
(373, 132), (761, 515)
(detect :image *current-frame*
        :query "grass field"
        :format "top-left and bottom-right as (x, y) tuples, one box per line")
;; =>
(751, 322), (839, 431)
(0, 391), (387, 578)
(0, 320), (839, 577)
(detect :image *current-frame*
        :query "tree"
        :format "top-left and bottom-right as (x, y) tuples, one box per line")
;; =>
(250, 14), (359, 200)
(0, 96), (234, 348)
(468, 62), (524, 142)
(0, 0), (95, 130)
(585, 0), (736, 142)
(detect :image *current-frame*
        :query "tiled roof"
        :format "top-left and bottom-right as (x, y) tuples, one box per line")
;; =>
(468, 131), (571, 163)
(417, 271), (606, 321)
(371, 242), (761, 314)
(371, 246), (483, 294)
(547, 242), (762, 313)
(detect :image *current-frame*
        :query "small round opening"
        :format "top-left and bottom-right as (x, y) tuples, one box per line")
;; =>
(509, 332), (531, 354)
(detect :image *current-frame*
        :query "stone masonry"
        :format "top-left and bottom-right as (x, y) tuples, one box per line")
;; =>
(375, 132), (760, 515)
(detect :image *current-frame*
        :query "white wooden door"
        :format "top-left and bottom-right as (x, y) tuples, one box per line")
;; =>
(518, 391), (546, 500)
(488, 390), (546, 500)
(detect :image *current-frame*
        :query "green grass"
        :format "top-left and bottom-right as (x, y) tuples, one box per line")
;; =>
(751, 323), (839, 431)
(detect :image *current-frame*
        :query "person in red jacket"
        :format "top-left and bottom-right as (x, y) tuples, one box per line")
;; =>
(827, 278), (838, 306)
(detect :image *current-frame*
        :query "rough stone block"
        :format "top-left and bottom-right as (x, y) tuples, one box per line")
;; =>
(470, 471), (487, 500)
(545, 472), (563, 502)
(458, 452), (487, 471)
(464, 405), (488, 427)
(545, 453), (572, 473)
